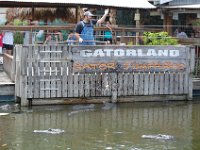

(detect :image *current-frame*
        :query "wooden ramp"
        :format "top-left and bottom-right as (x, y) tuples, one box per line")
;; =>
(0, 71), (15, 96)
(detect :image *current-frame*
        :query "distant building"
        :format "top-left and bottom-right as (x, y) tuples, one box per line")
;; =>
(153, 0), (200, 36)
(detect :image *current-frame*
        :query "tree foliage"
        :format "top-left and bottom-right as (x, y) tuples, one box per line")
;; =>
(143, 32), (178, 45)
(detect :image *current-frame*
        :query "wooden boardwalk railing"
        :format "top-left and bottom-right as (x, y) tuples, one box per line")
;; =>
(15, 45), (195, 106)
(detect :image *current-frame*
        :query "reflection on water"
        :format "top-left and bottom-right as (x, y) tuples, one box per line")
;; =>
(0, 101), (200, 150)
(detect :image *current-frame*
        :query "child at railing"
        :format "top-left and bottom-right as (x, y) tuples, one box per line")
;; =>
(67, 30), (77, 45)
(104, 20), (113, 44)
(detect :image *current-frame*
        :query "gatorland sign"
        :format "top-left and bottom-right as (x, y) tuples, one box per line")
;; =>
(71, 46), (187, 73)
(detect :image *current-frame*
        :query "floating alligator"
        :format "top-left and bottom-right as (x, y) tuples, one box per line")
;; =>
(141, 134), (174, 140)
(33, 128), (65, 134)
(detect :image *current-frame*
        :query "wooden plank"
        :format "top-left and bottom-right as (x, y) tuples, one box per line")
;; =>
(139, 73), (144, 95)
(154, 73), (159, 95)
(21, 76), (28, 106)
(102, 73), (109, 96)
(144, 73), (149, 95)
(164, 72), (169, 95)
(73, 73), (79, 97)
(21, 47), (28, 104)
(107, 73), (112, 96)
(95, 73), (102, 96)
(174, 73), (179, 95)
(123, 73), (128, 96)
(15, 45), (22, 97)
(90, 73), (96, 97)
(117, 73), (123, 96)
(188, 47), (193, 100)
(68, 47), (74, 97)
(39, 45), (45, 98)
(179, 73), (184, 94)
(78, 74), (84, 97)
(44, 45), (51, 98)
(127, 72), (134, 95)
(33, 45), (40, 98)
(68, 72), (74, 97)
(189, 47), (195, 72)
(133, 73), (139, 95)
(169, 72), (174, 95)
(149, 72), (154, 95)
(85, 74), (90, 97)
(184, 73), (188, 94)
(56, 45), (62, 97)
(159, 72), (164, 95)
(27, 46), (33, 98)
(21, 46), (28, 76)
(111, 73), (118, 103)
(50, 45), (56, 98)
(188, 74), (193, 100)
(61, 47), (68, 97)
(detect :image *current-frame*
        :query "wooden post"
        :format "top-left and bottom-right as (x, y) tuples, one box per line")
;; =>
(188, 46), (195, 100)
(15, 45), (21, 98)
(164, 12), (173, 36)
(76, 5), (81, 23)
(32, 6), (34, 20)
(15, 45), (28, 106)
(111, 73), (117, 103)
(109, 9), (116, 25)
(135, 9), (140, 45)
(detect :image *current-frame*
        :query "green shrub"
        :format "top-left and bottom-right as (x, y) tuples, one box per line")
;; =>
(192, 20), (200, 26)
(13, 19), (24, 44)
(143, 31), (178, 45)
(13, 19), (23, 26)
(14, 32), (23, 44)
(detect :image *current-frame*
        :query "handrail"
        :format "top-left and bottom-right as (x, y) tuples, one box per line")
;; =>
(0, 25), (162, 32)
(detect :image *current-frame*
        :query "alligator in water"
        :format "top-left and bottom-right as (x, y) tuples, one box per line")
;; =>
(33, 128), (65, 134)
(141, 134), (174, 140)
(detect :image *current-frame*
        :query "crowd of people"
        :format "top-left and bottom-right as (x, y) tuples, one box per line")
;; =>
(32, 8), (112, 46)
(0, 8), (113, 55)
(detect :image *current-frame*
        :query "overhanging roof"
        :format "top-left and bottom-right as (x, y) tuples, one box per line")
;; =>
(0, 0), (156, 9)
(164, 4), (200, 9)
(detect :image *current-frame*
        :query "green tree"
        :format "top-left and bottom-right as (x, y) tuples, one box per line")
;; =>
(143, 32), (178, 45)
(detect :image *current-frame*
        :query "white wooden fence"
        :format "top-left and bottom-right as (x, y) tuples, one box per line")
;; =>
(15, 45), (195, 106)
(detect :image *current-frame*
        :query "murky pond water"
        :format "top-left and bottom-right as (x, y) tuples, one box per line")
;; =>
(0, 101), (200, 150)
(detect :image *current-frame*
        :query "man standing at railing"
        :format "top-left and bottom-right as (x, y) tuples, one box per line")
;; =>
(75, 9), (109, 45)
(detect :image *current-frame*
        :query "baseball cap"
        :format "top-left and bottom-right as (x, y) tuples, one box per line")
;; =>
(84, 11), (94, 16)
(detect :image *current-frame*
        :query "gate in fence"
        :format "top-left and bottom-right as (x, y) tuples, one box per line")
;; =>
(15, 45), (195, 106)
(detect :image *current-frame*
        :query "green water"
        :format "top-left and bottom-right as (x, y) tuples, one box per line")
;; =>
(0, 101), (200, 150)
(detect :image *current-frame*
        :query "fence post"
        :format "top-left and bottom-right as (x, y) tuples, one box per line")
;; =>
(15, 45), (28, 106)
(111, 73), (118, 103)
(187, 46), (195, 100)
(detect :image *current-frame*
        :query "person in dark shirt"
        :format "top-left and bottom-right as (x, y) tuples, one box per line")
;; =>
(75, 9), (109, 45)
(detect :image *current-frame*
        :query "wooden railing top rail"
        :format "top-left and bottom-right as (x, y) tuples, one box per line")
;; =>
(0, 25), (162, 32)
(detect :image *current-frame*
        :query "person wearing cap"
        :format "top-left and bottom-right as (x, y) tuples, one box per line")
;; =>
(75, 9), (109, 45)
